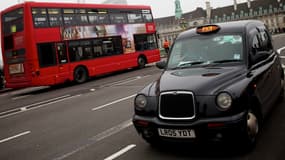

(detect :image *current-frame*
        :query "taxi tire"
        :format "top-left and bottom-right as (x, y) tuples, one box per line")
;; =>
(243, 109), (260, 149)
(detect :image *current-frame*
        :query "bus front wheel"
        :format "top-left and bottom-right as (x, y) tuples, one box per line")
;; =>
(74, 66), (88, 84)
(137, 56), (146, 69)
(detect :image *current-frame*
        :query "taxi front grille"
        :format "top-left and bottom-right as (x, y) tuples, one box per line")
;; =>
(159, 91), (195, 120)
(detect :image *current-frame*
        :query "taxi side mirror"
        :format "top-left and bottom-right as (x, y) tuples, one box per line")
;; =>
(156, 61), (167, 69)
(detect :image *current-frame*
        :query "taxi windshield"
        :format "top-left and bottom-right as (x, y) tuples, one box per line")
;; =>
(167, 34), (244, 69)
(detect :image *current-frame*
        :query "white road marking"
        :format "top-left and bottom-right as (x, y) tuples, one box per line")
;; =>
(12, 95), (31, 100)
(99, 75), (150, 88)
(113, 76), (150, 86)
(91, 119), (133, 141)
(53, 119), (133, 160)
(92, 94), (136, 111)
(0, 95), (71, 116)
(0, 131), (31, 144)
(90, 88), (96, 92)
(0, 95), (81, 119)
(277, 46), (285, 54)
(104, 144), (136, 160)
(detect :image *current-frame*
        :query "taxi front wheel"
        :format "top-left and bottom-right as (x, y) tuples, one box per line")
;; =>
(243, 109), (260, 148)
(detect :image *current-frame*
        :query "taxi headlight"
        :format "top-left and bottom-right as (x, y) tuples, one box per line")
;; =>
(135, 94), (147, 109)
(216, 92), (232, 110)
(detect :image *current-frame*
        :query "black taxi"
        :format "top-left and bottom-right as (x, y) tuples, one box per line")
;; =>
(132, 20), (284, 146)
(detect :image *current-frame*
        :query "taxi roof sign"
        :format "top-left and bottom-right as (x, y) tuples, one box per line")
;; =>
(197, 25), (220, 34)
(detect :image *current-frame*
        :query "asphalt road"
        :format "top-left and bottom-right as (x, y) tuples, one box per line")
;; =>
(0, 34), (285, 160)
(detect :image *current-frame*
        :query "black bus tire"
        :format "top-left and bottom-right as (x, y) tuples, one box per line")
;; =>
(73, 66), (88, 84)
(137, 56), (146, 69)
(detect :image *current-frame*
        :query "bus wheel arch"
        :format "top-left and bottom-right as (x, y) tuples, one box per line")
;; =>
(73, 65), (89, 84)
(137, 55), (147, 69)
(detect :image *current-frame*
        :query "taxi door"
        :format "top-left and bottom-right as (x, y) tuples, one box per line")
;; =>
(56, 43), (70, 84)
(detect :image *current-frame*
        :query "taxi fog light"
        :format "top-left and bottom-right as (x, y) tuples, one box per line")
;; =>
(135, 94), (147, 109)
(216, 92), (232, 110)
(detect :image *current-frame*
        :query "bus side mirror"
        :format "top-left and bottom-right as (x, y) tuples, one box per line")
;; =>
(156, 61), (167, 69)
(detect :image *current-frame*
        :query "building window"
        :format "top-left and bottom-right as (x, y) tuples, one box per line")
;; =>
(240, 10), (244, 18)
(259, 7), (263, 16)
(274, 8), (278, 12)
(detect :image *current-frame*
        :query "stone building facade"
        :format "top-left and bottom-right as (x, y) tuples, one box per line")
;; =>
(155, 0), (285, 48)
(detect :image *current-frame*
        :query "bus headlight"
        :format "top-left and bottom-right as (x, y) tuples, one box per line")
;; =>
(216, 92), (232, 110)
(135, 94), (147, 110)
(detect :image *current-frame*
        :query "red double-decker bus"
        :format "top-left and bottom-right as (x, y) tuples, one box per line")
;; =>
(1, 2), (160, 88)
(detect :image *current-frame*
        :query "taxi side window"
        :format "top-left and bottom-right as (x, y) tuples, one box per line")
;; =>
(252, 35), (260, 52)
(259, 30), (273, 52)
(250, 29), (272, 65)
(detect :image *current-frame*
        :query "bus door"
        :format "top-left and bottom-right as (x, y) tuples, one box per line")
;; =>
(55, 43), (70, 84)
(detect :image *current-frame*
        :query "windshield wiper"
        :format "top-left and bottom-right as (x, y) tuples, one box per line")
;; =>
(171, 61), (207, 70)
(211, 59), (242, 64)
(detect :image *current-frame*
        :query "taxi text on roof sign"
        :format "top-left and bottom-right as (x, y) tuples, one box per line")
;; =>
(196, 25), (220, 34)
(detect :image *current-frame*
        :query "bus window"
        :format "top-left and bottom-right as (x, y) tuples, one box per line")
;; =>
(87, 9), (110, 25)
(109, 14), (128, 24)
(74, 9), (89, 25)
(48, 8), (62, 27)
(37, 43), (57, 67)
(142, 10), (153, 22)
(56, 43), (68, 64)
(92, 39), (102, 57)
(112, 36), (123, 55)
(128, 13), (143, 23)
(32, 8), (49, 28)
(134, 34), (157, 51)
(80, 40), (93, 59)
(102, 36), (123, 56)
(97, 14), (110, 24)
(68, 41), (80, 62)
(63, 9), (76, 26)
(102, 40), (114, 56)
(3, 8), (24, 35)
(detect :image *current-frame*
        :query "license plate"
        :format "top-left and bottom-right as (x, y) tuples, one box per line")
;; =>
(158, 128), (196, 138)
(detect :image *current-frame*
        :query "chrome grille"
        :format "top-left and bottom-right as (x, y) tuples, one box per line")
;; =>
(159, 91), (195, 120)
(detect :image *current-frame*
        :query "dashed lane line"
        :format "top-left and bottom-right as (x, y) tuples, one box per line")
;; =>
(0, 95), (81, 119)
(92, 94), (136, 111)
(0, 131), (31, 144)
(53, 119), (133, 160)
(104, 144), (136, 160)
